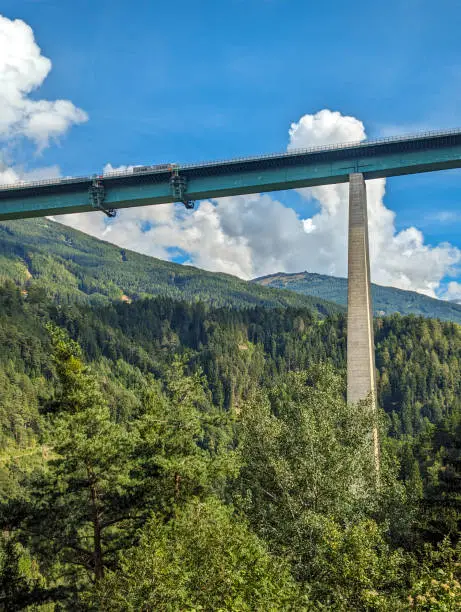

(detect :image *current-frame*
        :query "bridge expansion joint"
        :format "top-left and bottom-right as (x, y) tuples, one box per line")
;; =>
(89, 177), (116, 218)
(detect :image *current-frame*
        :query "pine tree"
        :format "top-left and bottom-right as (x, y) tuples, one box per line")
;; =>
(23, 327), (137, 585)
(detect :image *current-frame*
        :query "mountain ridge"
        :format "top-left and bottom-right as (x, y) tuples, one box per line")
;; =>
(253, 270), (461, 323)
(0, 219), (340, 315)
(2, 218), (461, 323)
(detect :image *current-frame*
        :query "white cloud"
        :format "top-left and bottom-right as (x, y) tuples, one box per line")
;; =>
(290, 112), (461, 297)
(427, 210), (461, 224)
(0, 156), (61, 187)
(103, 163), (134, 175)
(439, 281), (461, 303)
(23, 164), (61, 181)
(56, 110), (461, 298)
(0, 162), (20, 185)
(0, 14), (87, 151)
(288, 109), (365, 149)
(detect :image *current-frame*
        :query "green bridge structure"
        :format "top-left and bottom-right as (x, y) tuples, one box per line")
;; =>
(1, 129), (461, 219)
(2, 127), (461, 475)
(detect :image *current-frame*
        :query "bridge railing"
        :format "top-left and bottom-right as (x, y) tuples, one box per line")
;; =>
(178, 127), (461, 170)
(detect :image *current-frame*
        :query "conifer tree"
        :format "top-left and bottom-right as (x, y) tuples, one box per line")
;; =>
(24, 327), (137, 585)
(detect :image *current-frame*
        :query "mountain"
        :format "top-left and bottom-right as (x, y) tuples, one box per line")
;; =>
(3, 218), (459, 323)
(253, 271), (461, 324)
(0, 219), (340, 315)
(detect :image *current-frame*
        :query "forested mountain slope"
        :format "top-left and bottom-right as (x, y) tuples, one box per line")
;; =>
(2, 282), (461, 607)
(2, 218), (461, 324)
(0, 219), (339, 314)
(3, 220), (461, 608)
(255, 270), (461, 323)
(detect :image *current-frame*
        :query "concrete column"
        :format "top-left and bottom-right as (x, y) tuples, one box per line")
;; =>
(347, 173), (380, 472)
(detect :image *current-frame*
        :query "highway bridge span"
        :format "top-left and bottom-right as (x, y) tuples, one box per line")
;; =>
(1, 128), (461, 220)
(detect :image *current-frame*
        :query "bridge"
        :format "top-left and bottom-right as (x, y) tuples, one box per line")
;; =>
(3, 127), (461, 476)
(1, 129), (461, 220)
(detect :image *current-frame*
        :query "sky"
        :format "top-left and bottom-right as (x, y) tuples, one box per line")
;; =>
(2, 0), (461, 298)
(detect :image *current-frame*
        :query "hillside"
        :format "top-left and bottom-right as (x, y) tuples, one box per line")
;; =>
(2, 224), (461, 608)
(3, 218), (461, 324)
(2, 279), (461, 607)
(0, 219), (340, 315)
(254, 270), (461, 324)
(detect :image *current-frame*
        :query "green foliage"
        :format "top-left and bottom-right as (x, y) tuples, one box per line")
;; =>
(19, 327), (137, 587)
(406, 537), (461, 610)
(0, 326), (242, 605)
(133, 358), (239, 518)
(376, 315), (461, 437)
(309, 518), (406, 610)
(233, 365), (408, 608)
(236, 366), (378, 533)
(92, 497), (303, 611)
(0, 535), (51, 611)
(2, 222), (461, 608)
(0, 219), (340, 312)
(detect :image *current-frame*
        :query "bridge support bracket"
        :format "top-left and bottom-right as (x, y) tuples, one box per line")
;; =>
(89, 178), (117, 218)
(170, 171), (195, 209)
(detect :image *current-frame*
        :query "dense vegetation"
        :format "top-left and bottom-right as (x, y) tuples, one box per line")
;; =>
(2, 274), (461, 609)
(1, 219), (461, 609)
(3, 218), (461, 323)
(255, 271), (461, 322)
(0, 219), (339, 313)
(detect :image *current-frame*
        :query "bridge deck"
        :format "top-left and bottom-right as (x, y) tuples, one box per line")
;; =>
(1, 128), (461, 220)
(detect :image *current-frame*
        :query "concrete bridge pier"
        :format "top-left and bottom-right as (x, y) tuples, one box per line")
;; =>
(347, 173), (380, 474)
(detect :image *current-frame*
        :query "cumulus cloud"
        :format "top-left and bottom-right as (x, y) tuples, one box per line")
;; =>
(289, 110), (461, 296)
(440, 281), (461, 303)
(57, 109), (461, 298)
(288, 109), (365, 150)
(0, 14), (87, 151)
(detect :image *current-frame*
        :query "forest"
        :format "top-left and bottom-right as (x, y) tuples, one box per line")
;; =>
(1, 276), (461, 610)
(0, 220), (339, 313)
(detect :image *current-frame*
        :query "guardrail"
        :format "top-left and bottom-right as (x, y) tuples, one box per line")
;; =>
(178, 128), (461, 170)
(1, 127), (461, 192)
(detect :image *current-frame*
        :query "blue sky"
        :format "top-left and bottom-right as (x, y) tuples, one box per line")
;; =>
(2, 0), (461, 295)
